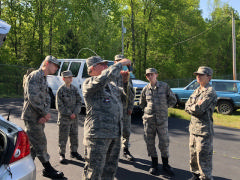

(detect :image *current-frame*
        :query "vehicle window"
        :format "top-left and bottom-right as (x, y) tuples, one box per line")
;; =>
(186, 81), (199, 90)
(61, 62), (69, 74)
(82, 63), (90, 78)
(213, 82), (238, 92)
(69, 62), (81, 77)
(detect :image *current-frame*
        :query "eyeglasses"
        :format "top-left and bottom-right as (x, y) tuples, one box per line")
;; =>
(196, 74), (207, 77)
(146, 73), (154, 77)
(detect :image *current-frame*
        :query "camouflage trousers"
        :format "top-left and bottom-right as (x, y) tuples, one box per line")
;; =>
(143, 119), (169, 158)
(24, 120), (50, 163)
(121, 111), (131, 149)
(58, 117), (79, 155)
(189, 133), (213, 180)
(83, 137), (121, 180)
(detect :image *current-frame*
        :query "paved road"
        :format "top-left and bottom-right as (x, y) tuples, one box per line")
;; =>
(0, 98), (239, 180)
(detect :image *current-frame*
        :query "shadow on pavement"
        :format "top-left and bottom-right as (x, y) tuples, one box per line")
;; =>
(214, 131), (240, 141)
(116, 166), (164, 180)
(131, 111), (240, 143)
(65, 159), (85, 168)
(117, 157), (231, 180)
(118, 157), (193, 180)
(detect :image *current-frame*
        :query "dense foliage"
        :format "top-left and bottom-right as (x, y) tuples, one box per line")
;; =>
(0, 0), (240, 81)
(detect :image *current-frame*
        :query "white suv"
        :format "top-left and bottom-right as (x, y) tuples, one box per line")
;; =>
(44, 59), (148, 109)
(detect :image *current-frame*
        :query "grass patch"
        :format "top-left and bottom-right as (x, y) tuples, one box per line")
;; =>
(0, 94), (23, 98)
(168, 108), (240, 129)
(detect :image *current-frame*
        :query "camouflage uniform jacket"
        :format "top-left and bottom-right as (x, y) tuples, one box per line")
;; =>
(139, 81), (177, 124)
(56, 84), (81, 117)
(113, 73), (135, 112)
(21, 69), (50, 122)
(82, 63), (127, 141)
(185, 83), (217, 136)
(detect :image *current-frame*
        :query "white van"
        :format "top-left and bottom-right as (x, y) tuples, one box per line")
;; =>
(44, 59), (148, 109)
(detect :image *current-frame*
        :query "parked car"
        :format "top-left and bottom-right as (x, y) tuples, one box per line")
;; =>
(42, 59), (148, 109)
(171, 79), (240, 115)
(0, 115), (36, 179)
(0, 19), (11, 47)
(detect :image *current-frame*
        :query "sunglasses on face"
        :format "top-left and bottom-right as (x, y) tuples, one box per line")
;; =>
(146, 73), (155, 77)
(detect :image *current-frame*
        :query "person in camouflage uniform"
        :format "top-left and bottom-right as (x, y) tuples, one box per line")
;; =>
(21, 55), (64, 179)
(114, 54), (135, 161)
(185, 66), (217, 180)
(82, 56), (131, 180)
(139, 68), (177, 176)
(56, 70), (83, 164)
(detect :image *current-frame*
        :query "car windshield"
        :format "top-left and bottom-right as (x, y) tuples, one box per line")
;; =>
(107, 61), (135, 79)
(186, 81), (199, 90)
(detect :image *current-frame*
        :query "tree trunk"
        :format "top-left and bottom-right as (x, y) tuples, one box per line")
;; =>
(49, 0), (56, 55)
(0, 0), (2, 17)
(38, 0), (44, 57)
(130, 0), (136, 68)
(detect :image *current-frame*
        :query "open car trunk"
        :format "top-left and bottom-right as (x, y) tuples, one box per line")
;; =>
(0, 116), (18, 166)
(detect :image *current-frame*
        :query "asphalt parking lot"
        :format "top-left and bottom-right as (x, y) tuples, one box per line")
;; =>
(0, 98), (239, 180)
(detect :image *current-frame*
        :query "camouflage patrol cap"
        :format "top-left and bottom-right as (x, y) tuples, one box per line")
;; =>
(86, 56), (108, 68)
(114, 54), (125, 61)
(61, 70), (73, 77)
(45, 55), (60, 67)
(194, 66), (213, 76)
(145, 68), (158, 75)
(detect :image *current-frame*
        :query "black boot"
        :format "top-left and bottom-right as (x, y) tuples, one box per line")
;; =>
(149, 157), (158, 175)
(42, 161), (64, 178)
(162, 157), (175, 176)
(59, 154), (68, 164)
(71, 152), (84, 161)
(123, 148), (135, 161)
(188, 173), (200, 180)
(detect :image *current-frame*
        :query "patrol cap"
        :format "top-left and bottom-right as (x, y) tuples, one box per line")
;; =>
(194, 66), (213, 76)
(45, 55), (60, 67)
(61, 70), (73, 77)
(114, 54), (125, 61)
(86, 56), (108, 68)
(145, 68), (158, 75)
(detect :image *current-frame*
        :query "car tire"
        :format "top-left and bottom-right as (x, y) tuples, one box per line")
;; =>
(217, 100), (234, 115)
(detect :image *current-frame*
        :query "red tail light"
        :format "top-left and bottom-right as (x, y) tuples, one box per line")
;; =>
(9, 131), (31, 164)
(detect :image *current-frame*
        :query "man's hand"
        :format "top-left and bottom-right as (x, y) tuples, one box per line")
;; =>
(70, 114), (76, 119)
(38, 117), (47, 124)
(118, 58), (131, 67)
(38, 113), (51, 124)
(120, 70), (130, 83)
(44, 113), (51, 122)
(127, 109), (132, 115)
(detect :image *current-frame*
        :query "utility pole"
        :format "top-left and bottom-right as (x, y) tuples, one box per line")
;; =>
(121, 17), (126, 55)
(232, 11), (237, 80)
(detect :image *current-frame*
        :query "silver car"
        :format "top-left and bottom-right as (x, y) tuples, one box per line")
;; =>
(0, 115), (36, 180)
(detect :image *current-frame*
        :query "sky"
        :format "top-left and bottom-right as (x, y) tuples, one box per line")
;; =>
(200, 0), (240, 19)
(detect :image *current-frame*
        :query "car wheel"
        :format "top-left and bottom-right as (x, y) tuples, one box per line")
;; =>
(217, 100), (234, 115)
